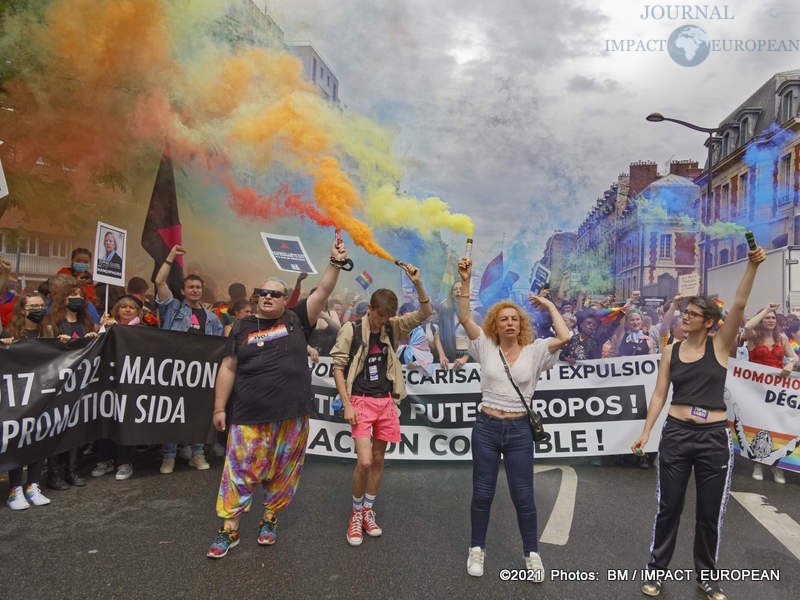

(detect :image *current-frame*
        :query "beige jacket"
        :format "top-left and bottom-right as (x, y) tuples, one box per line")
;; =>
(331, 311), (426, 403)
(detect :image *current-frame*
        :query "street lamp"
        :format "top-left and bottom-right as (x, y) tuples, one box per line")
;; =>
(646, 112), (720, 295)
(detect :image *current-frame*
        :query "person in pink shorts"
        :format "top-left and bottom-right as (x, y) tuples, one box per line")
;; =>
(331, 264), (432, 546)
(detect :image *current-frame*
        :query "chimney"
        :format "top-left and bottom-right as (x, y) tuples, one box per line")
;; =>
(629, 161), (659, 195)
(669, 159), (701, 179)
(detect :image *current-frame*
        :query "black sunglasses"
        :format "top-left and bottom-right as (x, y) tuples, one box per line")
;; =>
(254, 288), (287, 299)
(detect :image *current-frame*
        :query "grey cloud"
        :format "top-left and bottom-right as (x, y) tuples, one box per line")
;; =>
(566, 75), (621, 93)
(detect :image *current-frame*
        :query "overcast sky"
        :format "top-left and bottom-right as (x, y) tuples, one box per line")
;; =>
(264, 0), (800, 263)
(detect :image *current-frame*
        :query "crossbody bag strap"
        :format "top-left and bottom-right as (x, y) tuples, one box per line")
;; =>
(497, 348), (538, 422)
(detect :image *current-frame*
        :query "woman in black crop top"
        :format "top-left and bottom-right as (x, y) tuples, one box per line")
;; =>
(631, 245), (765, 600)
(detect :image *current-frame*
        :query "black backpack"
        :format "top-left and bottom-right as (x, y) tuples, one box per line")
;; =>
(344, 319), (395, 379)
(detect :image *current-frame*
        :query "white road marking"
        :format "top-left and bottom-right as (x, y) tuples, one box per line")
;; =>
(535, 464), (577, 546)
(731, 492), (800, 561)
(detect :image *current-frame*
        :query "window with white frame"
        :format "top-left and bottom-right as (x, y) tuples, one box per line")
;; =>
(781, 89), (796, 123)
(739, 116), (751, 144)
(51, 239), (68, 259)
(721, 183), (730, 219)
(738, 172), (748, 217)
(17, 237), (36, 255)
(659, 233), (672, 259)
(722, 131), (734, 156)
(779, 153), (792, 205)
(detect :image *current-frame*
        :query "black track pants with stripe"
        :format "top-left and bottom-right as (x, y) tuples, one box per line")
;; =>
(647, 416), (733, 577)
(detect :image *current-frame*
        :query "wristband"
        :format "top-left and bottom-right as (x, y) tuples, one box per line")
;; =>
(213, 409), (226, 414)
(418, 297), (430, 304)
(165, 260), (174, 266)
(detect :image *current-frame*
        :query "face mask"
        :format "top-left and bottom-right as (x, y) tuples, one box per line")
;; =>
(67, 298), (86, 313)
(27, 307), (46, 323)
(73, 262), (90, 273)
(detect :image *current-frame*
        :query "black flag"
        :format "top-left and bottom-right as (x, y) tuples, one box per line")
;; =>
(141, 153), (184, 299)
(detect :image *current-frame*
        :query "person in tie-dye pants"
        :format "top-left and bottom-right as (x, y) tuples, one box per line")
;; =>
(206, 238), (347, 559)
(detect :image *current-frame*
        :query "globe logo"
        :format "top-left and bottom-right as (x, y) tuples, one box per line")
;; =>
(667, 25), (711, 67)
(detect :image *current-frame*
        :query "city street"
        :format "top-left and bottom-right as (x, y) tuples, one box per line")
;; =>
(3, 450), (798, 599)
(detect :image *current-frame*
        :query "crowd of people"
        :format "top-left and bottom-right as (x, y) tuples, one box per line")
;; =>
(0, 241), (793, 598)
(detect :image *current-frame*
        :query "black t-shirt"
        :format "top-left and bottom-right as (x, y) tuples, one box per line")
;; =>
(351, 332), (393, 397)
(188, 307), (206, 335)
(59, 320), (88, 339)
(225, 301), (313, 424)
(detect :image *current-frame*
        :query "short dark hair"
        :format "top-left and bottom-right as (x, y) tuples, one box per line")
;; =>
(71, 247), (91, 260)
(183, 274), (204, 287)
(686, 295), (722, 325)
(230, 298), (252, 316)
(369, 289), (398, 316)
(228, 282), (247, 299)
(127, 276), (149, 295)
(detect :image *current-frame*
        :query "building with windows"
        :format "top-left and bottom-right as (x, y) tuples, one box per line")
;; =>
(701, 69), (800, 271)
(289, 45), (340, 104)
(616, 163), (701, 300)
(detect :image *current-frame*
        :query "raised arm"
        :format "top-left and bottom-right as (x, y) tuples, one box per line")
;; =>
(744, 303), (779, 337)
(155, 244), (184, 301)
(530, 295), (571, 354)
(306, 237), (347, 323)
(456, 258), (481, 340)
(715, 247), (766, 353)
(401, 263), (433, 321)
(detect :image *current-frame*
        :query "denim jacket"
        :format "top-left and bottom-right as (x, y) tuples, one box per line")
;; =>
(156, 290), (223, 336)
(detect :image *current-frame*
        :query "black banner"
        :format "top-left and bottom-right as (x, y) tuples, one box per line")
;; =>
(0, 327), (224, 471)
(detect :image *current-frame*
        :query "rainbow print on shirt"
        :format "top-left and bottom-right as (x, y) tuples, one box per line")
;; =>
(247, 324), (289, 345)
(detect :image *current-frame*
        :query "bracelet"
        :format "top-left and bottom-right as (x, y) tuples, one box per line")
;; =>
(329, 260), (343, 270)
(418, 297), (430, 304)
(164, 260), (173, 266)
(213, 409), (226, 414)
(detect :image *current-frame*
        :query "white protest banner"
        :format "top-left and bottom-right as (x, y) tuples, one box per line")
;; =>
(307, 355), (669, 460)
(725, 358), (800, 474)
(260, 232), (317, 274)
(93, 221), (127, 287)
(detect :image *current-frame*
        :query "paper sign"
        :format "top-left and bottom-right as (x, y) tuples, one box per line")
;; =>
(260, 232), (317, 274)
(93, 222), (127, 287)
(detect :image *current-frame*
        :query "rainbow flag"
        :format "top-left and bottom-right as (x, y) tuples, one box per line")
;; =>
(598, 305), (628, 323)
(790, 338), (800, 353)
(355, 271), (373, 290)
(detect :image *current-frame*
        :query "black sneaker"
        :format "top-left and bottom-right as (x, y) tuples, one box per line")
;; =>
(697, 579), (727, 600)
(641, 576), (662, 597)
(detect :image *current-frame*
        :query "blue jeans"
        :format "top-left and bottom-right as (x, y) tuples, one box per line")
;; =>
(162, 443), (204, 459)
(470, 411), (538, 553)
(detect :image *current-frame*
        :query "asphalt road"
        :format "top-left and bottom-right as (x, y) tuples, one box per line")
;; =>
(2, 450), (797, 600)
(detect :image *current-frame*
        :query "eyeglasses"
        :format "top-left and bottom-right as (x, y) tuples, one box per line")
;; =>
(254, 288), (286, 299)
(683, 309), (705, 320)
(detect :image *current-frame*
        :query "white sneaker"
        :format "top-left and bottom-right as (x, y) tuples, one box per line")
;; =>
(91, 460), (115, 477)
(7, 486), (30, 510)
(773, 467), (786, 484)
(178, 445), (193, 461)
(467, 546), (485, 577)
(188, 453), (210, 470)
(524, 551), (545, 583)
(115, 464), (133, 481)
(160, 458), (175, 474)
(24, 483), (51, 506)
(752, 463), (764, 481)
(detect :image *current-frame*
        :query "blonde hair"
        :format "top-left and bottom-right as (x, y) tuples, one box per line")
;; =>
(481, 301), (534, 346)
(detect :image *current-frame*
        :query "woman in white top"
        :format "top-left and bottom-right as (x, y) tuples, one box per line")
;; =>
(457, 257), (570, 580)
